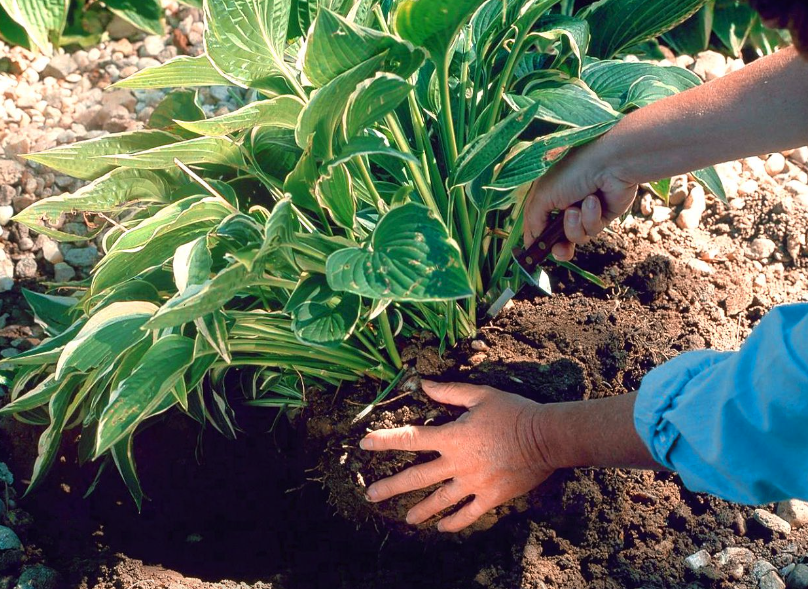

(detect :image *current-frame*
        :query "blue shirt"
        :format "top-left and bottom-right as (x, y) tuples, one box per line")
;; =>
(634, 302), (808, 504)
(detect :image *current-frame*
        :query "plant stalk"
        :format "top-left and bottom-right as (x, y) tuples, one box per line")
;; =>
(378, 310), (403, 370)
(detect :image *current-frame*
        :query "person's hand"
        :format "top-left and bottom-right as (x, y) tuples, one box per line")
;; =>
(359, 380), (554, 533)
(523, 140), (638, 261)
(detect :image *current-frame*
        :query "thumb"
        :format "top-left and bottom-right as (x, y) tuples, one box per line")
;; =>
(420, 380), (487, 408)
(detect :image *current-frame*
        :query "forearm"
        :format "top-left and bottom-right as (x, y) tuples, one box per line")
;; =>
(596, 46), (808, 185)
(532, 391), (663, 471)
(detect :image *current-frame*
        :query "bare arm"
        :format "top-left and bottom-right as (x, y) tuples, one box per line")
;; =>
(535, 391), (660, 470)
(605, 46), (808, 184)
(524, 46), (808, 259)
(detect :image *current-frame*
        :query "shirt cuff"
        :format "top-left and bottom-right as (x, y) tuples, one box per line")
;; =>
(634, 349), (733, 470)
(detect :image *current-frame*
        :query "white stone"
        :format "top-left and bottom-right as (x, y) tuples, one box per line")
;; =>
(790, 146), (808, 166)
(754, 273), (767, 288)
(715, 546), (755, 567)
(41, 238), (63, 264)
(140, 35), (166, 58)
(785, 180), (808, 197)
(0, 205), (13, 226)
(686, 259), (714, 275)
(684, 550), (712, 572)
(0, 250), (13, 292)
(676, 208), (702, 231)
(748, 237), (777, 260)
(693, 51), (727, 81)
(744, 156), (768, 179)
(651, 206), (672, 224)
(729, 198), (746, 210)
(776, 500), (808, 530)
(766, 153), (787, 176)
(738, 179), (759, 197)
(752, 508), (792, 535)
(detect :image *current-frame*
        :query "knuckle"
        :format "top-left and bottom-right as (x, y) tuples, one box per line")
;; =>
(398, 425), (418, 449)
(434, 484), (456, 507)
(405, 467), (428, 489)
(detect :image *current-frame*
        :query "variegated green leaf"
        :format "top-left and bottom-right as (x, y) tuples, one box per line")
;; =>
(292, 293), (361, 347)
(96, 335), (195, 456)
(0, 0), (68, 53)
(13, 168), (175, 242)
(304, 8), (424, 88)
(326, 203), (472, 301)
(23, 130), (178, 180)
(344, 73), (413, 138)
(177, 96), (304, 136)
(204, 0), (293, 89)
(55, 301), (158, 380)
(112, 55), (232, 89)
(102, 136), (246, 170)
(315, 163), (356, 231)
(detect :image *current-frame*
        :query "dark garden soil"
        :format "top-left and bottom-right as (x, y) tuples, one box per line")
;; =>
(1, 176), (807, 589)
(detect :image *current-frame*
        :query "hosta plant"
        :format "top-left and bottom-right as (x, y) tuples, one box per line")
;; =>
(5, 0), (726, 508)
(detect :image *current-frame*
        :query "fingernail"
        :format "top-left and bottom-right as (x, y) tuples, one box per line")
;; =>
(405, 511), (417, 525)
(585, 195), (597, 210)
(436, 521), (446, 532)
(366, 486), (379, 502)
(421, 380), (435, 389)
(566, 210), (580, 226)
(359, 437), (373, 450)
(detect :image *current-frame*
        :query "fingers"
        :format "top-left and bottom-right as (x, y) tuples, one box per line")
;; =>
(581, 194), (604, 236)
(420, 380), (487, 408)
(523, 184), (553, 247)
(437, 496), (497, 533)
(359, 424), (440, 452)
(405, 480), (467, 525)
(366, 458), (451, 503)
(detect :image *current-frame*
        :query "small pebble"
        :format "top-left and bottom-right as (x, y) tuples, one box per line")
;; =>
(752, 508), (792, 536)
(0, 206), (13, 226)
(470, 340), (489, 352)
(685, 550), (712, 572)
(676, 208), (702, 231)
(716, 546), (755, 567)
(738, 179), (759, 197)
(748, 237), (777, 261)
(766, 153), (787, 177)
(753, 560), (778, 581)
(777, 500), (808, 530)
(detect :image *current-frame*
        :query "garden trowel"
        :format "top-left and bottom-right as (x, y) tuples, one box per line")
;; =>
(484, 211), (567, 319)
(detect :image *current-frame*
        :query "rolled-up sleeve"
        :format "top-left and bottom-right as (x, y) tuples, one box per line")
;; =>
(634, 302), (808, 504)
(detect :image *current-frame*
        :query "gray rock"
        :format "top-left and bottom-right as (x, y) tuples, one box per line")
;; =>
(64, 245), (98, 269)
(0, 528), (21, 551)
(786, 564), (808, 589)
(17, 238), (33, 252)
(753, 508), (792, 536)
(140, 35), (165, 57)
(53, 262), (76, 283)
(0, 186), (15, 207)
(784, 564), (798, 578)
(0, 160), (24, 186)
(716, 546), (755, 568)
(40, 54), (75, 79)
(777, 500), (808, 530)
(761, 571), (787, 589)
(753, 560), (778, 581)
(15, 564), (59, 589)
(748, 238), (777, 261)
(685, 549), (712, 571)
(14, 257), (37, 280)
